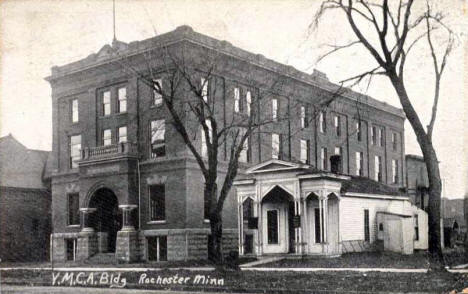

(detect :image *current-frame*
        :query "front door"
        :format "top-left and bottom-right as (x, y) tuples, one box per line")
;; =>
(262, 202), (288, 254)
(308, 205), (324, 254)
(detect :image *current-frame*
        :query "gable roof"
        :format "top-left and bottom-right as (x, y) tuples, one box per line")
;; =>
(340, 176), (405, 196)
(246, 159), (310, 174)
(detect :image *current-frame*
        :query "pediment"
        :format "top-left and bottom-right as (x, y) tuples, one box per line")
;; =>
(246, 159), (308, 174)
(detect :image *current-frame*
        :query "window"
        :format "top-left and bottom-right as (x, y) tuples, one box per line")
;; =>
(267, 210), (279, 244)
(239, 128), (250, 163)
(153, 79), (163, 106)
(147, 236), (167, 261)
(102, 90), (111, 116)
(364, 209), (370, 242)
(149, 184), (165, 221)
(234, 87), (240, 113)
(319, 111), (326, 133)
(102, 129), (112, 146)
(379, 128), (384, 147)
(314, 207), (324, 243)
(334, 146), (342, 155)
(300, 139), (310, 164)
(414, 215), (419, 241)
(392, 159), (399, 183)
(150, 120), (166, 158)
(243, 198), (254, 220)
(246, 91), (252, 116)
(321, 147), (328, 170)
(65, 238), (77, 261)
(356, 151), (363, 176)
(69, 135), (81, 169)
(118, 126), (127, 143)
(371, 126), (377, 145)
(118, 87), (127, 113)
(71, 99), (79, 123)
(392, 132), (398, 151)
(201, 120), (212, 158)
(272, 133), (281, 159)
(375, 155), (382, 182)
(68, 193), (80, 225)
(300, 106), (309, 128)
(272, 99), (278, 121)
(334, 115), (340, 136)
(201, 78), (208, 103)
(356, 121), (362, 141)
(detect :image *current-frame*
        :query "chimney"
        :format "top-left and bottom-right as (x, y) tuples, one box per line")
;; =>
(330, 155), (342, 174)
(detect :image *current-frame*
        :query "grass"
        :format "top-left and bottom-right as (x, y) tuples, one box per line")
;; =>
(0, 268), (466, 293)
(265, 251), (431, 269)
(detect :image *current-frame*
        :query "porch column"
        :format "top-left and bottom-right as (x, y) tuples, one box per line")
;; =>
(238, 201), (243, 255)
(301, 197), (308, 254)
(318, 195), (323, 246)
(119, 205), (138, 231)
(79, 208), (96, 232)
(323, 196), (328, 244)
(295, 200), (302, 254)
(255, 199), (262, 255)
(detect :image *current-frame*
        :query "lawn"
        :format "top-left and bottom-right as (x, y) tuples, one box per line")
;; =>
(0, 268), (466, 293)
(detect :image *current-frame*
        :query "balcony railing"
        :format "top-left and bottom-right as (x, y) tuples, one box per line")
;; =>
(81, 142), (138, 160)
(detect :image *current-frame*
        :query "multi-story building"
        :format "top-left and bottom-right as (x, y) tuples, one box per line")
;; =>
(46, 26), (423, 262)
(0, 134), (51, 261)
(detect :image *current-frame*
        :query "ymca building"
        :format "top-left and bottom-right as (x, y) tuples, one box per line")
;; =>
(46, 26), (427, 262)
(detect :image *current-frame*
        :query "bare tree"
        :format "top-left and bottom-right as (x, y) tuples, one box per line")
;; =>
(313, 0), (455, 268)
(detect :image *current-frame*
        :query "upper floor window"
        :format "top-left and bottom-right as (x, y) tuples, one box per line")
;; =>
(392, 159), (399, 183)
(118, 126), (127, 143)
(272, 99), (278, 121)
(392, 132), (398, 151)
(149, 184), (165, 221)
(71, 99), (79, 123)
(201, 78), (208, 103)
(69, 135), (81, 169)
(118, 87), (127, 113)
(272, 133), (281, 159)
(300, 106), (309, 129)
(246, 91), (252, 116)
(201, 119), (212, 158)
(67, 193), (80, 226)
(319, 111), (326, 133)
(356, 151), (363, 176)
(379, 127), (385, 147)
(321, 147), (328, 170)
(300, 139), (310, 164)
(239, 128), (250, 163)
(102, 129), (112, 146)
(102, 90), (111, 116)
(334, 146), (342, 155)
(371, 126), (377, 145)
(153, 79), (163, 106)
(334, 115), (340, 136)
(150, 119), (166, 158)
(234, 87), (240, 113)
(375, 155), (382, 182)
(356, 121), (362, 142)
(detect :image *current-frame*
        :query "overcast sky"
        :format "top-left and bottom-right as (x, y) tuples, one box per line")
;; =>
(1, 0), (466, 198)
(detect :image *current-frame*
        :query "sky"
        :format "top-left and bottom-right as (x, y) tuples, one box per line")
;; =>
(0, 0), (467, 198)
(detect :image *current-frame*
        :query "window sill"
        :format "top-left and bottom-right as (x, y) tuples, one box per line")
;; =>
(150, 104), (163, 109)
(147, 220), (166, 224)
(203, 219), (210, 223)
(67, 225), (80, 228)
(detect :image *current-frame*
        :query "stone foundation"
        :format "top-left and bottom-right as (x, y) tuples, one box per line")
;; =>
(76, 232), (98, 260)
(116, 230), (139, 263)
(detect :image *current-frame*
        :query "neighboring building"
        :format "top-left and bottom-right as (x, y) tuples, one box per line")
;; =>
(46, 26), (418, 262)
(442, 198), (466, 247)
(0, 134), (51, 261)
(405, 155), (429, 211)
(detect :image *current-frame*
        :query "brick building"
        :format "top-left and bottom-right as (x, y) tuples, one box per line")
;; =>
(0, 134), (51, 261)
(46, 26), (421, 262)
(405, 154), (429, 211)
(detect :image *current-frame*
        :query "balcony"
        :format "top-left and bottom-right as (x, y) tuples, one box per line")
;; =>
(81, 142), (138, 161)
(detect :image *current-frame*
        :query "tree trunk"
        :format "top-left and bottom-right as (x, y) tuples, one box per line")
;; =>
(388, 71), (444, 268)
(208, 210), (223, 264)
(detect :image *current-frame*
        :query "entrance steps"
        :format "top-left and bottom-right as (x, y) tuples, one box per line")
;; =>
(86, 253), (116, 264)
